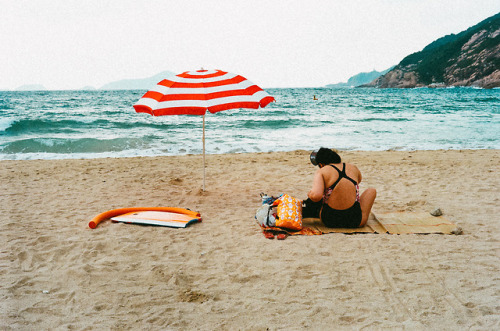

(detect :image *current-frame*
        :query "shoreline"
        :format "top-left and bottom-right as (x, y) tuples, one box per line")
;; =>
(1, 146), (499, 162)
(2, 149), (499, 329)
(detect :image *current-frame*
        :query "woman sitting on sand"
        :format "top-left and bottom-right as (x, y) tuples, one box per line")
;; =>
(303, 148), (376, 228)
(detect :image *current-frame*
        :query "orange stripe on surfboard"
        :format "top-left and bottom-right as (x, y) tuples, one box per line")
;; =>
(88, 207), (201, 229)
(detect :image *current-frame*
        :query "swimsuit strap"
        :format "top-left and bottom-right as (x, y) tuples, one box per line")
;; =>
(329, 163), (358, 185)
(340, 163), (358, 186)
(337, 163), (360, 202)
(327, 164), (343, 191)
(323, 163), (359, 203)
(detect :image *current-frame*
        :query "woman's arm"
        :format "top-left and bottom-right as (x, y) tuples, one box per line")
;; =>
(307, 169), (325, 202)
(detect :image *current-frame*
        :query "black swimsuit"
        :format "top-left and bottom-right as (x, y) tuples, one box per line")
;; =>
(320, 164), (362, 228)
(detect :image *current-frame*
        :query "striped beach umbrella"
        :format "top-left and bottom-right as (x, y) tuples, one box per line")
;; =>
(133, 69), (275, 190)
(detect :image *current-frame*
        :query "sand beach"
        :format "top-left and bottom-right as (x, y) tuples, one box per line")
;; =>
(1, 149), (499, 330)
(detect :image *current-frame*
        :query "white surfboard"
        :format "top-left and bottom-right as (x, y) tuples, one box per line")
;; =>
(111, 211), (201, 228)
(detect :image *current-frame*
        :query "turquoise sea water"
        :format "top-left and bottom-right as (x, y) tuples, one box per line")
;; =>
(0, 88), (498, 160)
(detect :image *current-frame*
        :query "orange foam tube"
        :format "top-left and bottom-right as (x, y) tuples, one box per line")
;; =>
(88, 207), (201, 229)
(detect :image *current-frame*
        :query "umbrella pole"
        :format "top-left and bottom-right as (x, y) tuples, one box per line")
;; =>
(203, 114), (206, 191)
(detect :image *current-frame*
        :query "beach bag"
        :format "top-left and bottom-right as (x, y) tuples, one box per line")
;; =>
(275, 194), (303, 230)
(255, 204), (276, 227)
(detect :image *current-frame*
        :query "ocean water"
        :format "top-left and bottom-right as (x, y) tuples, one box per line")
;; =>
(0, 88), (498, 160)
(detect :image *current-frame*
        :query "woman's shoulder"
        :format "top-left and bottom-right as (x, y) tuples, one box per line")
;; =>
(343, 162), (360, 174)
(344, 162), (361, 181)
(347, 162), (360, 170)
(344, 162), (359, 169)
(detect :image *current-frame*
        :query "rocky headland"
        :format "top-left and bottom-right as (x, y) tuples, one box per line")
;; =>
(364, 12), (500, 89)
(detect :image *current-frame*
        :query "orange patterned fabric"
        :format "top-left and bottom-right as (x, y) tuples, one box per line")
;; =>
(275, 194), (303, 231)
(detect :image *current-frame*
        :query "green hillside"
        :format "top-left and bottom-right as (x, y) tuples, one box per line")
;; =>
(366, 12), (500, 88)
(400, 12), (500, 85)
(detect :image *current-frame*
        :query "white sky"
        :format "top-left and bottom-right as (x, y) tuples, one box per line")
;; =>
(1, 0), (499, 89)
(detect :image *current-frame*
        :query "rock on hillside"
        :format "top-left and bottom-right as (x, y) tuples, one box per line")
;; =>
(364, 12), (500, 89)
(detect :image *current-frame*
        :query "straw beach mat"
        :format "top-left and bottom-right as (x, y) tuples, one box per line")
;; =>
(373, 212), (460, 234)
(264, 212), (461, 236)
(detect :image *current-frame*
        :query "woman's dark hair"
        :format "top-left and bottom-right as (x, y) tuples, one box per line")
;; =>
(315, 147), (341, 165)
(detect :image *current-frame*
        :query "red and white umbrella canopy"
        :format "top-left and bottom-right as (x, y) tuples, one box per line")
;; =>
(133, 69), (274, 191)
(133, 69), (274, 116)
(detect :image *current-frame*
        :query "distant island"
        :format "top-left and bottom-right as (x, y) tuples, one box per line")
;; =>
(79, 86), (97, 91)
(326, 67), (395, 88)
(363, 12), (500, 89)
(100, 71), (174, 90)
(9, 72), (175, 91)
(15, 84), (47, 91)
